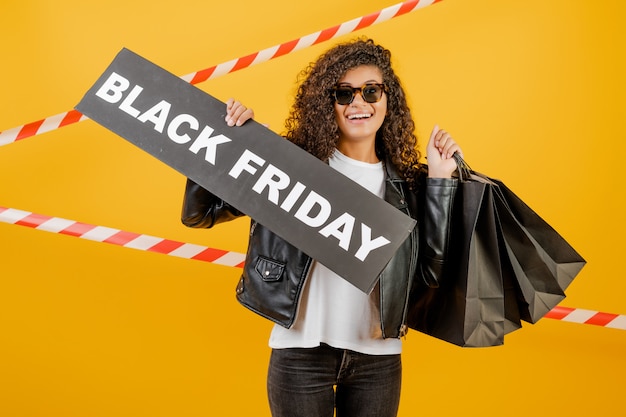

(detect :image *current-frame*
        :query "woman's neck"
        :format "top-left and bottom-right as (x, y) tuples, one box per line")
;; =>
(336, 140), (379, 163)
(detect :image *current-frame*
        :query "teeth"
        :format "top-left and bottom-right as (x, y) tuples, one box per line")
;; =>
(347, 113), (371, 120)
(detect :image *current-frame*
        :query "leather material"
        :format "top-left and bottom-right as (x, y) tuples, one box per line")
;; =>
(181, 180), (243, 228)
(181, 161), (457, 339)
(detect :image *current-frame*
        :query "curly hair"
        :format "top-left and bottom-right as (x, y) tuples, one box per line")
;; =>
(283, 37), (423, 189)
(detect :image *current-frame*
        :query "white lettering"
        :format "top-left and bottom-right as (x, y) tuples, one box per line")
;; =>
(95, 72), (129, 103)
(92, 74), (394, 265)
(252, 164), (291, 204)
(280, 182), (306, 212)
(137, 100), (171, 133)
(167, 114), (199, 144)
(118, 85), (144, 118)
(229, 149), (266, 179)
(293, 191), (331, 228)
(319, 213), (356, 251)
(354, 224), (390, 261)
(189, 126), (232, 165)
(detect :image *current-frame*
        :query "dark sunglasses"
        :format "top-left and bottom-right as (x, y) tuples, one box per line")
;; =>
(331, 83), (386, 105)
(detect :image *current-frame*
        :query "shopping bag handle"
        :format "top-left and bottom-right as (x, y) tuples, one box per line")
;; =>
(452, 152), (496, 185)
(452, 152), (472, 181)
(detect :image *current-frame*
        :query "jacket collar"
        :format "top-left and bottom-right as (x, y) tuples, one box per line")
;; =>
(384, 156), (403, 182)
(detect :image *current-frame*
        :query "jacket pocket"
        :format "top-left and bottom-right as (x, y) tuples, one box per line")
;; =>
(255, 256), (285, 282)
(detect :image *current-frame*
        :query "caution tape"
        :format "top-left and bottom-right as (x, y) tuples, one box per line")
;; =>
(544, 306), (626, 330)
(179, 0), (442, 85)
(0, 206), (245, 268)
(0, 0), (442, 147)
(2, 204), (625, 332)
(0, 110), (89, 146)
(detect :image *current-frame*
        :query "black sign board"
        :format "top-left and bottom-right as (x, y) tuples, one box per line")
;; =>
(76, 48), (416, 293)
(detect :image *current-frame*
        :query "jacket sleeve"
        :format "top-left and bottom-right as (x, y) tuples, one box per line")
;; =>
(417, 177), (458, 288)
(181, 178), (244, 228)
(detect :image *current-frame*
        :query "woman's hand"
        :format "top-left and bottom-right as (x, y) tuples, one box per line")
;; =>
(426, 125), (463, 178)
(225, 98), (254, 127)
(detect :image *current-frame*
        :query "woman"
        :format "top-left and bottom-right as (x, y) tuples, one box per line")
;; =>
(182, 38), (462, 417)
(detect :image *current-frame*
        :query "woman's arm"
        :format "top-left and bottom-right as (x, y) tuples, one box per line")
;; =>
(417, 125), (462, 286)
(181, 98), (255, 228)
(181, 179), (244, 228)
(417, 177), (457, 288)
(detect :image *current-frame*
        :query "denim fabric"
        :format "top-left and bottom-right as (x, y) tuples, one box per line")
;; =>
(267, 344), (402, 417)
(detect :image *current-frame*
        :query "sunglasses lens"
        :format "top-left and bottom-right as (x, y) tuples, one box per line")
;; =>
(334, 88), (354, 105)
(362, 85), (382, 103)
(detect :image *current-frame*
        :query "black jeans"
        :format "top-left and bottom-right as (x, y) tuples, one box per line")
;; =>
(267, 344), (402, 417)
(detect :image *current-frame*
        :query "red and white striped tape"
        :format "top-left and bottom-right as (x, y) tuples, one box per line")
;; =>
(0, 206), (245, 268)
(2, 204), (625, 331)
(0, 110), (89, 146)
(179, 0), (441, 85)
(544, 306), (626, 330)
(0, 0), (442, 147)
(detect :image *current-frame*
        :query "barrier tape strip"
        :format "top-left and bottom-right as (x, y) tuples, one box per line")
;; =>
(0, 206), (245, 268)
(0, 0), (441, 147)
(544, 306), (626, 330)
(2, 204), (625, 331)
(178, 0), (441, 85)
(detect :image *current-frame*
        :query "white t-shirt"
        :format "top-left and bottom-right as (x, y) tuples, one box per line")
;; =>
(268, 150), (402, 355)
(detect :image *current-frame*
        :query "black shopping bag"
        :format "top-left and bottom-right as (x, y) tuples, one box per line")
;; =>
(407, 176), (507, 347)
(408, 155), (586, 347)
(490, 178), (586, 322)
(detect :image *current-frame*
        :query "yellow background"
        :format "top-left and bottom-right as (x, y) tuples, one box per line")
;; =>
(1, 0), (625, 416)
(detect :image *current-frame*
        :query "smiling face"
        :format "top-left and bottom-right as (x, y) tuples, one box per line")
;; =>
(333, 65), (387, 158)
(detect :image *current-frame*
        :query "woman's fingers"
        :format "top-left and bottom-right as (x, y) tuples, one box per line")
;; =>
(225, 98), (255, 126)
(432, 127), (462, 159)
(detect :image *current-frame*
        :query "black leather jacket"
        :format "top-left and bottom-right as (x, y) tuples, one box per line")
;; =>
(181, 161), (457, 339)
